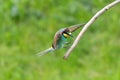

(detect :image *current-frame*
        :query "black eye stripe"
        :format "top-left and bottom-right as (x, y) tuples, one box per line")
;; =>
(63, 32), (69, 35)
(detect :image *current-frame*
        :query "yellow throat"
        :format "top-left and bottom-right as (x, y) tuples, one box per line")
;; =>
(63, 33), (71, 38)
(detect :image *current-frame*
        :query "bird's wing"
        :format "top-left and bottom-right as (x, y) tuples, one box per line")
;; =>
(52, 29), (63, 49)
(68, 23), (86, 32)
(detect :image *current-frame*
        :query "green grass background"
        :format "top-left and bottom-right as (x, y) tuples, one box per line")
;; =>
(0, 0), (120, 80)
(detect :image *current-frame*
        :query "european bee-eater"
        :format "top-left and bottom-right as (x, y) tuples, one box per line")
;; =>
(37, 23), (85, 56)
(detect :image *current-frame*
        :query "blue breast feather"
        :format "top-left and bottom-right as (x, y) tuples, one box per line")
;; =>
(57, 35), (67, 49)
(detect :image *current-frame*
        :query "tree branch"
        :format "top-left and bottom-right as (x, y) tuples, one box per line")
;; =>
(64, 0), (120, 60)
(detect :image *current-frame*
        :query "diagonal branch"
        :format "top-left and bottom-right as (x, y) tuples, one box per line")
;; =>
(64, 0), (120, 60)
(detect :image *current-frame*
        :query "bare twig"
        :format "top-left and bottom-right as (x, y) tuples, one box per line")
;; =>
(64, 0), (120, 60)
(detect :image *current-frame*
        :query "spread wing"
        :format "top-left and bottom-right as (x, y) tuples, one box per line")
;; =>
(67, 23), (86, 32)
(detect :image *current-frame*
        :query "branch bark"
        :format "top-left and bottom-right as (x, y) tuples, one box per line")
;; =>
(64, 0), (120, 60)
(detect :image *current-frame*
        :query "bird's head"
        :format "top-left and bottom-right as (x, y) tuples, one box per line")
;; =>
(62, 28), (73, 38)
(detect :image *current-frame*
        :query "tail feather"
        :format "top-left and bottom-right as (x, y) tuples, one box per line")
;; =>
(36, 47), (54, 56)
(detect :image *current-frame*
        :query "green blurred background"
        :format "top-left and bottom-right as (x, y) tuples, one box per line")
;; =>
(0, 0), (120, 80)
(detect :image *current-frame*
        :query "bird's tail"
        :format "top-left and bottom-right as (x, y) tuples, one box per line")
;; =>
(36, 47), (54, 56)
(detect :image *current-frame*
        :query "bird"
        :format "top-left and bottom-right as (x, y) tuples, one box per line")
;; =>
(37, 23), (85, 56)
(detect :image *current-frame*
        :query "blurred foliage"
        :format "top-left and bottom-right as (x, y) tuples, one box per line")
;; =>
(0, 0), (120, 80)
